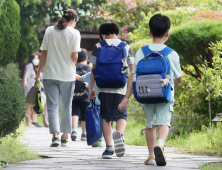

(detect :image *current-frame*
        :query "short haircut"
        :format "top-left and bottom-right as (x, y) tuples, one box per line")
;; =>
(149, 14), (171, 38)
(99, 22), (120, 40)
(77, 48), (88, 62)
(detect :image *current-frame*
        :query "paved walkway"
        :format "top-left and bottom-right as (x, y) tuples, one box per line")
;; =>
(8, 127), (222, 170)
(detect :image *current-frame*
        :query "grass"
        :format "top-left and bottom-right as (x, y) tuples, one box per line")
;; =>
(125, 118), (222, 157)
(200, 163), (222, 170)
(0, 122), (40, 168)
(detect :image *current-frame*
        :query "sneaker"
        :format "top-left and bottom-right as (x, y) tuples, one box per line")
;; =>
(154, 144), (167, 166)
(112, 131), (125, 157)
(50, 137), (59, 147)
(61, 137), (69, 147)
(102, 150), (114, 159)
(71, 131), (77, 141)
(81, 133), (87, 141)
(32, 122), (41, 127)
(92, 141), (103, 147)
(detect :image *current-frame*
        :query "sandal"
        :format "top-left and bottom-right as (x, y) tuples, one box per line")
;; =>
(154, 144), (167, 166)
(144, 156), (156, 165)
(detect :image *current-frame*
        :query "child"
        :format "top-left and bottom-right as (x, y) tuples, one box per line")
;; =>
(75, 72), (103, 147)
(88, 22), (134, 159)
(71, 49), (91, 141)
(118, 14), (183, 166)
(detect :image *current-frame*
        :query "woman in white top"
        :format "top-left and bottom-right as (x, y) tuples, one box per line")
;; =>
(35, 9), (81, 147)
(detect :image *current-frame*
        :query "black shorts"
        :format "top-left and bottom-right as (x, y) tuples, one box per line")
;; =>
(98, 92), (127, 122)
(72, 100), (89, 121)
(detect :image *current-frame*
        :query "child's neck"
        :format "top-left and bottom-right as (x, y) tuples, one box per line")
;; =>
(152, 37), (167, 44)
(104, 34), (118, 39)
(78, 60), (87, 65)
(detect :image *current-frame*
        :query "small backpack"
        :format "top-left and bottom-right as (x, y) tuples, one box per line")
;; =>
(73, 65), (89, 100)
(93, 40), (128, 88)
(133, 46), (173, 104)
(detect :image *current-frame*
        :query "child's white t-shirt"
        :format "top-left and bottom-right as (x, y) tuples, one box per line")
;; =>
(132, 43), (182, 102)
(40, 26), (81, 81)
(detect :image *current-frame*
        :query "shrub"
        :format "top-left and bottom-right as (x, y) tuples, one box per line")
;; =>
(0, 0), (20, 66)
(166, 19), (222, 79)
(129, 8), (196, 41)
(0, 64), (26, 137)
(130, 39), (152, 55)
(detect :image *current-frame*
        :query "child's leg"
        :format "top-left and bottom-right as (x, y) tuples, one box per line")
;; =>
(157, 125), (169, 145)
(72, 116), (79, 129)
(102, 119), (112, 145)
(146, 126), (156, 152)
(116, 119), (126, 134)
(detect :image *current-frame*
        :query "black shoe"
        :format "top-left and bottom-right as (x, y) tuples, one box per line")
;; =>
(32, 122), (41, 127)
(71, 131), (77, 141)
(50, 137), (59, 147)
(102, 150), (114, 159)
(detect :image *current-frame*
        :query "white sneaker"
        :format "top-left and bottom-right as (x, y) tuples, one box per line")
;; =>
(61, 137), (69, 147)
(112, 131), (125, 157)
(50, 137), (59, 147)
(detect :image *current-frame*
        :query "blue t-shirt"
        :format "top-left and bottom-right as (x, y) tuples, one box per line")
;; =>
(81, 72), (100, 106)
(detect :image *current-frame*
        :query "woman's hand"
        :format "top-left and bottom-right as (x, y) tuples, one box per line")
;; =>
(118, 97), (129, 111)
(35, 73), (41, 80)
(23, 79), (28, 88)
(89, 89), (96, 100)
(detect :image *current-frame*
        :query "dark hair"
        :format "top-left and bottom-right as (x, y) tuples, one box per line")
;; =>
(99, 22), (120, 40)
(149, 14), (171, 38)
(35, 52), (42, 59)
(28, 53), (37, 63)
(77, 48), (88, 62)
(54, 9), (78, 31)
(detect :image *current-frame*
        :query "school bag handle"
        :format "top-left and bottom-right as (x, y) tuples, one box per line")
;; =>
(146, 52), (163, 58)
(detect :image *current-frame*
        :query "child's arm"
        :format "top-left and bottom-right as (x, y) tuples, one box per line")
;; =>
(75, 74), (82, 81)
(89, 64), (96, 99)
(118, 64), (134, 111)
(173, 75), (183, 87)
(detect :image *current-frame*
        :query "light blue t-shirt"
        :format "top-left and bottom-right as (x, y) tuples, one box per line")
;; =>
(132, 43), (182, 102)
(81, 72), (100, 106)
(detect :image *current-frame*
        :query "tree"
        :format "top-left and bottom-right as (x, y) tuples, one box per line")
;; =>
(15, 0), (106, 64)
(166, 19), (222, 79)
(0, 0), (20, 66)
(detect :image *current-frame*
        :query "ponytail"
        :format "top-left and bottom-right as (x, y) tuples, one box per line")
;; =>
(54, 9), (78, 31)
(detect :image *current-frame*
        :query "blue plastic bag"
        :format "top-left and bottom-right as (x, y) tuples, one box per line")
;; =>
(86, 100), (100, 145)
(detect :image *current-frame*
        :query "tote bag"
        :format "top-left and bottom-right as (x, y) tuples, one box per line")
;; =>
(86, 100), (100, 145)
(26, 80), (39, 107)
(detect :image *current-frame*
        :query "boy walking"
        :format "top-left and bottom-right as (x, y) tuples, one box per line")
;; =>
(71, 49), (91, 141)
(89, 22), (134, 159)
(118, 14), (183, 166)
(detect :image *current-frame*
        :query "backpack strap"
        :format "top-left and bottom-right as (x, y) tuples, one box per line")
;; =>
(141, 46), (153, 57)
(159, 47), (173, 57)
(117, 42), (127, 48)
(100, 40), (108, 47)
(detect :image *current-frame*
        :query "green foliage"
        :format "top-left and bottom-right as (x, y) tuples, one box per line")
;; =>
(130, 39), (152, 55)
(125, 118), (147, 146)
(166, 20), (222, 79)
(0, 64), (26, 137)
(166, 123), (222, 156)
(201, 163), (222, 170)
(15, 0), (106, 63)
(129, 8), (196, 41)
(0, 0), (20, 66)
(0, 0), (5, 17)
(0, 130), (39, 164)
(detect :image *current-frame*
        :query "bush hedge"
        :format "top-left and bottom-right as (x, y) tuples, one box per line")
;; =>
(166, 19), (222, 79)
(0, 0), (20, 66)
(0, 64), (26, 137)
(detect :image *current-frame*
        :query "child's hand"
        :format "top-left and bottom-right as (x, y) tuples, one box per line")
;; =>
(118, 97), (129, 111)
(75, 74), (82, 81)
(89, 89), (96, 99)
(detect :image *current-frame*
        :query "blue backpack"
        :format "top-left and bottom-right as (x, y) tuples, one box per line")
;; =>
(133, 46), (173, 104)
(93, 40), (128, 88)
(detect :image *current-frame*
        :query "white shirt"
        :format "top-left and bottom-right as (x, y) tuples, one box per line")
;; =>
(40, 26), (81, 81)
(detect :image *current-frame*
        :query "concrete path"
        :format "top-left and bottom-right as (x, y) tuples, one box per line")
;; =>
(8, 127), (222, 170)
